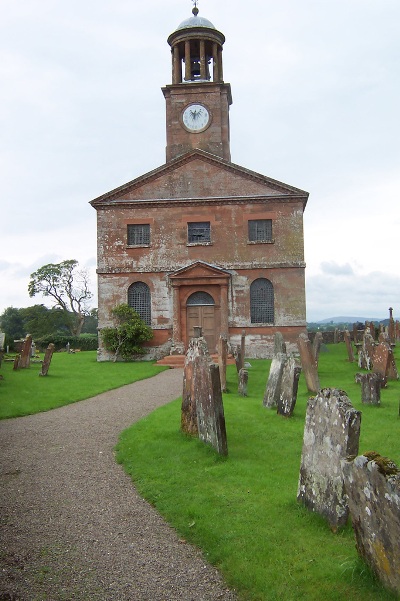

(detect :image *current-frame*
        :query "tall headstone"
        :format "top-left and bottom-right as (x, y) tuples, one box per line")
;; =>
(240, 330), (246, 367)
(358, 330), (375, 370)
(39, 343), (55, 377)
(388, 307), (395, 345)
(333, 328), (339, 344)
(181, 336), (210, 436)
(343, 452), (400, 595)
(343, 330), (355, 362)
(196, 363), (228, 456)
(372, 341), (399, 386)
(297, 332), (320, 393)
(352, 323), (359, 344)
(17, 335), (32, 369)
(277, 357), (301, 417)
(238, 368), (248, 396)
(217, 334), (228, 393)
(312, 331), (323, 365)
(263, 332), (287, 408)
(297, 388), (361, 531)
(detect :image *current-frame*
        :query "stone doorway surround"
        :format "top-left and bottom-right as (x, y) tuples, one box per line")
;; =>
(169, 261), (231, 352)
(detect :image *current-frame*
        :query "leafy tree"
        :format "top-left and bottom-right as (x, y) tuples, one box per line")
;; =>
(20, 305), (71, 338)
(81, 308), (98, 335)
(28, 260), (93, 336)
(100, 304), (153, 362)
(0, 307), (25, 342)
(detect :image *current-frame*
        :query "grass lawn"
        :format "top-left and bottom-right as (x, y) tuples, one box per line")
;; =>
(116, 343), (400, 601)
(0, 351), (167, 419)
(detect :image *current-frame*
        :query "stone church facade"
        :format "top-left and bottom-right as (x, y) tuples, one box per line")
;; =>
(91, 8), (308, 360)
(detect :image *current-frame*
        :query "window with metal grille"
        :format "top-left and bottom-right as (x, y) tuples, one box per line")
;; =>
(187, 291), (215, 306)
(187, 222), (211, 244)
(127, 224), (150, 246)
(248, 219), (273, 242)
(250, 278), (274, 323)
(128, 282), (151, 326)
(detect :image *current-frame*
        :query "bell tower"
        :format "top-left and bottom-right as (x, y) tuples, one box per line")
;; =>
(162, 4), (232, 162)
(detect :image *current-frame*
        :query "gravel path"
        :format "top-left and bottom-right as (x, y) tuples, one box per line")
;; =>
(0, 369), (238, 601)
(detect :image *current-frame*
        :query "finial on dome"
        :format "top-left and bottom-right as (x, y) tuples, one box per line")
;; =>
(192, 0), (199, 16)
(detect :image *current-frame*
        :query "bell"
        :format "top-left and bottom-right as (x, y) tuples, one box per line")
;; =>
(191, 58), (201, 79)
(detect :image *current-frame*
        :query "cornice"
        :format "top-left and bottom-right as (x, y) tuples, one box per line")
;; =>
(96, 261), (306, 275)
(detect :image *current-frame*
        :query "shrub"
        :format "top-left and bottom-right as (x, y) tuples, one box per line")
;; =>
(100, 304), (153, 362)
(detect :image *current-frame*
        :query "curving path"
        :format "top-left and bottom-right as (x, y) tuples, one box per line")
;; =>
(0, 369), (237, 601)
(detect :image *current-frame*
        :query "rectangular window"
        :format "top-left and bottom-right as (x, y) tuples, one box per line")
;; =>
(248, 219), (273, 242)
(127, 224), (150, 246)
(187, 222), (211, 244)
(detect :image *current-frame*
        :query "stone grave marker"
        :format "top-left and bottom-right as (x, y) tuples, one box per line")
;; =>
(297, 332), (320, 394)
(17, 335), (32, 369)
(342, 452), (400, 595)
(372, 341), (399, 386)
(312, 331), (323, 365)
(263, 332), (287, 408)
(196, 362), (228, 456)
(297, 388), (361, 531)
(181, 336), (210, 436)
(0, 332), (5, 350)
(388, 307), (395, 344)
(39, 343), (56, 376)
(358, 330), (375, 370)
(357, 372), (381, 405)
(238, 368), (248, 396)
(277, 357), (301, 417)
(217, 334), (228, 393)
(343, 330), (355, 362)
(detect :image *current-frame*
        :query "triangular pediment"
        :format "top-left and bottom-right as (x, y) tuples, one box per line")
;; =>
(90, 150), (308, 208)
(170, 260), (231, 281)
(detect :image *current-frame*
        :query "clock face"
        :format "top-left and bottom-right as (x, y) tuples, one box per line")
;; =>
(182, 103), (210, 132)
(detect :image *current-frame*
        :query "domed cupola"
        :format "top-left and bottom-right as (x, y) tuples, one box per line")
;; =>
(167, 4), (225, 84)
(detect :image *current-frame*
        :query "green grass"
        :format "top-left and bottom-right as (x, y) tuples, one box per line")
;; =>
(0, 351), (167, 419)
(116, 343), (400, 601)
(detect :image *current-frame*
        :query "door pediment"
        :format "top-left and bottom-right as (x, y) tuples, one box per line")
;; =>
(170, 261), (231, 284)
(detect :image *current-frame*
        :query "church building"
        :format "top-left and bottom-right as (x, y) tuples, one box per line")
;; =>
(90, 6), (309, 360)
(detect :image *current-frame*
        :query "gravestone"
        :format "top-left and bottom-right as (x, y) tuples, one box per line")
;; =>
(39, 343), (55, 376)
(263, 332), (287, 408)
(342, 452), (400, 595)
(312, 331), (323, 365)
(17, 335), (32, 369)
(181, 336), (210, 436)
(358, 331), (375, 370)
(235, 346), (243, 374)
(297, 332), (320, 393)
(217, 334), (228, 393)
(238, 368), (248, 396)
(13, 354), (20, 370)
(388, 307), (395, 344)
(333, 328), (339, 344)
(297, 388), (361, 531)
(196, 362), (228, 456)
(240, 330), (246, 367)
(352, 323), (359, 344)
(357, 372), (381, 405)
(277, 357), (301, 417)
(343, 330), (355, 362)
(372, 341), (399, 386)
(0, 332), (5, 350)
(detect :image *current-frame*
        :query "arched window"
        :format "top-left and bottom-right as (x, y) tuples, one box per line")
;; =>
(250, 278), (274, 324)
(187, 291), (215, 306)
(128, 282), (151, 326)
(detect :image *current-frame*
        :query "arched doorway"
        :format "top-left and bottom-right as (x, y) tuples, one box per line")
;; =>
(186, 291), (216, 351)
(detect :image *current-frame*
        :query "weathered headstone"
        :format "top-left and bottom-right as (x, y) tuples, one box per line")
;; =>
(13, 354), (20, 370)
(181, 336), (210, 436)
(240, 329), (246, 367)
(297, 388), (361, 531)
(217, 334), (228, 393)
(372, 341), (399, 386)
(297, 332), (320, 393)
(388, 307), (395, 345)
(352, 323), (359, 344)
(357, 372), (381, 405)
(312, 331), (323, 365)
(17, 335), (32, 369)
(358, 331), (375, 370)
(343, 330), (355, 362)
(0, 332), (5, 350)
(238, 368), (248, 396)
(234, 345), (243, 374)
(342, 452), (400, 595)
(196, 362), (228, 456)
(263, 332), (287, 408)
(39, 343), (55, 376)
(277, 357), (301, 417)
(333, 328), (339, 344)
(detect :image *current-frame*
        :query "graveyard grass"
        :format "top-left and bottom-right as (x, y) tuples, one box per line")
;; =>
(0, 351), (167, 419)
(116, 343), (400, 601)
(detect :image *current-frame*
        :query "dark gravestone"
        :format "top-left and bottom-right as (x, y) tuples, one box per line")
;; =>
(343, 452), (400, 595)
(358, 372), (381, 405)
(343, 330), (355, 362)
(18, 335), (32, 369)
(277, 357), (301, 417)
(39, 343), (55, 377)
(234, 345), (242, 374)
(240, 330), (246, 369)
(181, 337), (210, 436)
(217, 334), (228, 393)
(297, 388), (361, 531)
(196, 363), (228, 456)
(238, 368), (248, 396)
(388, 307), (395, 345)
(297, 332), (320, 394)
(263, 332), (287, 408)
(312, 331), (323, 365)
(373, 341), (399, 386)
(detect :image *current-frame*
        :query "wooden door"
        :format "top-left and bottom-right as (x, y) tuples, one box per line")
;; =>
(187, 305), (216, 352)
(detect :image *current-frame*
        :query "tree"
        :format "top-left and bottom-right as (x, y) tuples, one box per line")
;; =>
(100, 304), (153, 362)
(20, 305), (71, 338)
(28, 260), (93, 336)
(0, 307), (25, 342)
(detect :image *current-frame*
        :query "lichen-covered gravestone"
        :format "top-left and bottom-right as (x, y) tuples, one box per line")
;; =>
(17, 335), (32, 369)
(263, 332), (287, 408)
(357, 372), (381, 405)
(181, 336), (210, 436)
(39, 343), (55, 376)
(277, 357), (301, 417)
(372, 341), (399, 386)
(297, 388), (361, 530)
(238, 368), (248, 396)
(217, 334), (228, 393)
(342, 452), (400, 595)
(343, 330), (355, 362)
(297, 332), (320, 394)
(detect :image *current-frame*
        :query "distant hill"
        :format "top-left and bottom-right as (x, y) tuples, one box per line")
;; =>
(311, 316), (384, 325)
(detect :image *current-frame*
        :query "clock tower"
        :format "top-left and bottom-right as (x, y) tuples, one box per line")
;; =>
(162, 5), (232, 162)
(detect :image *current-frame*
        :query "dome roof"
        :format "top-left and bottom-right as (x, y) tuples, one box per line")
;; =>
(175, 14), (216, 32)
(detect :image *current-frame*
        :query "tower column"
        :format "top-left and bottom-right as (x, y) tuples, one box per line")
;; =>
(200, 39), (206, 80)
(172, 44), (181, 84)
(212, 42), (219, 81)
(184, 40), (191, 81)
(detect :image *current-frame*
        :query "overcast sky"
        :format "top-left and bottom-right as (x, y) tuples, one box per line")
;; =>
(1, 0), (399, 322)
